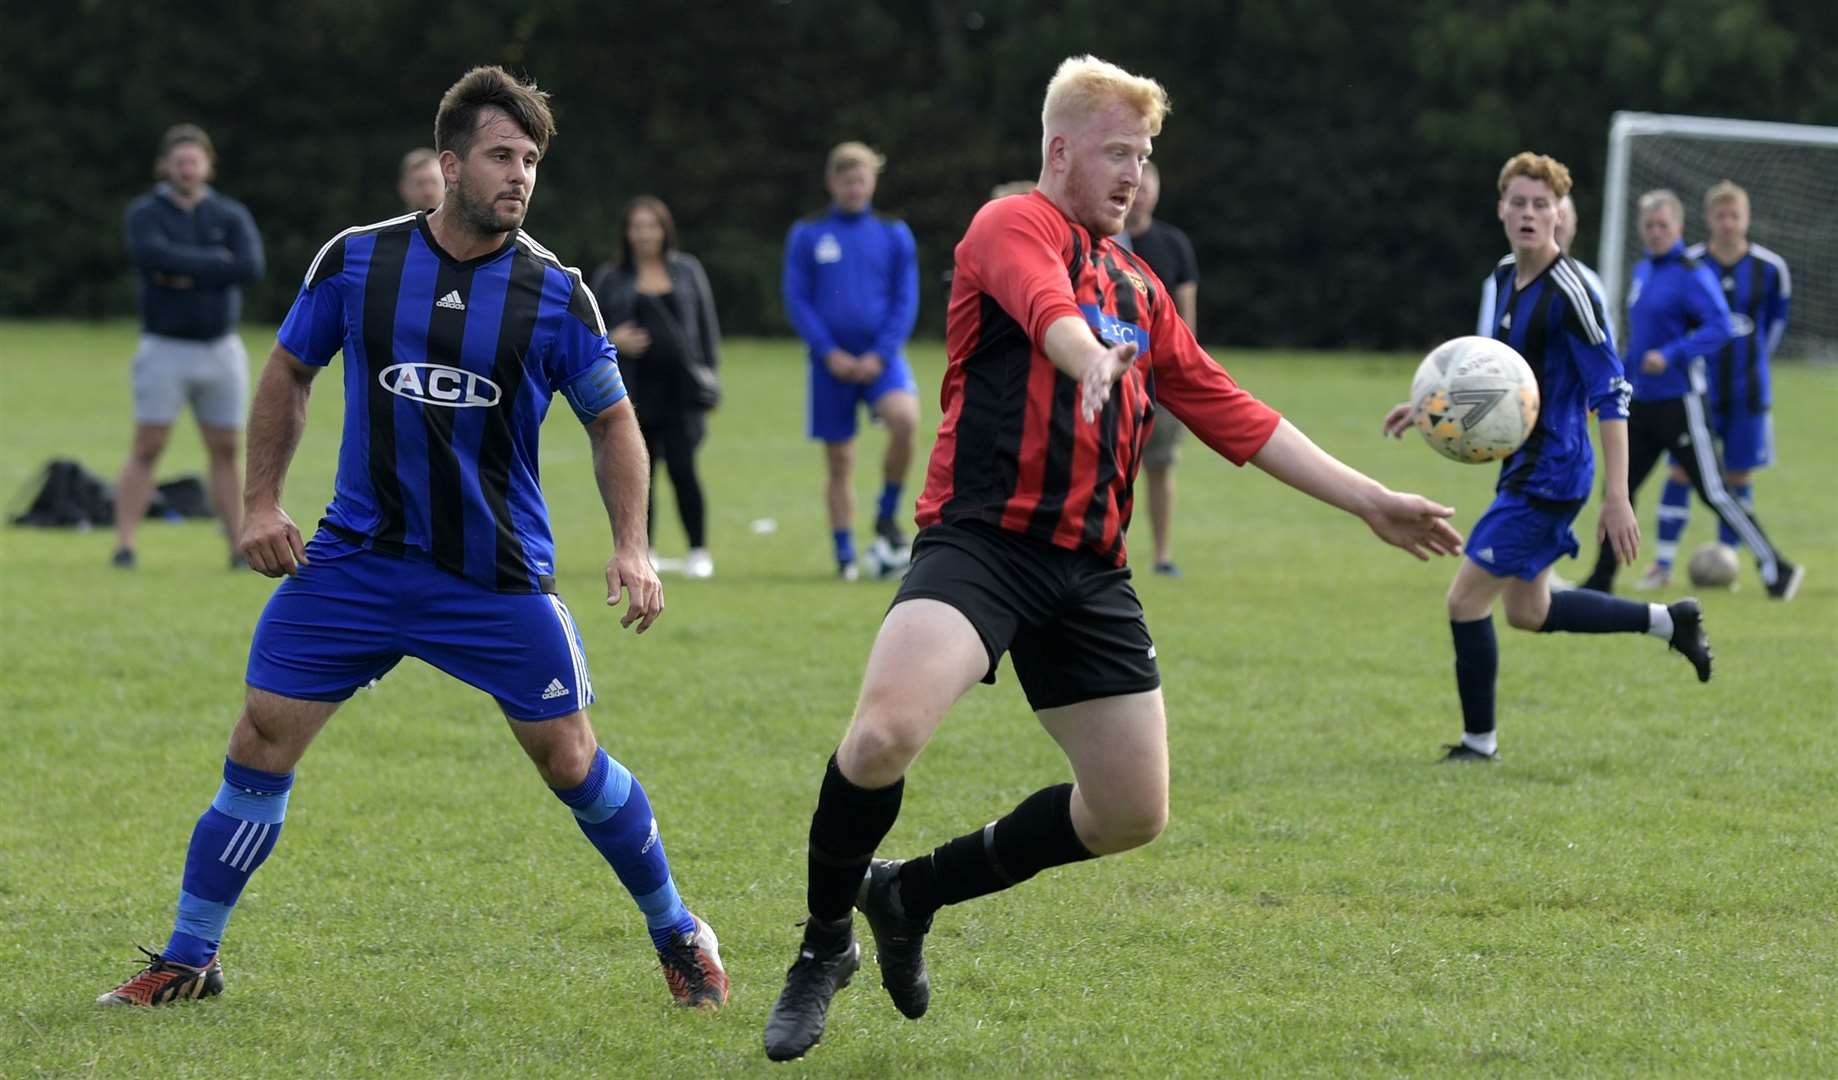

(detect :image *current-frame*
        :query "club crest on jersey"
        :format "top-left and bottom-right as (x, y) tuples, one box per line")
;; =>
(380, 362), (502, 408)
(1123, 267), (1148, 296)
(1078, 303), (1150, 356)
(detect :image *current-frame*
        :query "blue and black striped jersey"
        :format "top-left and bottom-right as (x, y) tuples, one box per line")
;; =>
(1685, 241), (1788, 414)
(1484, 251), (1631, 503)
(277, 212), (623, 593)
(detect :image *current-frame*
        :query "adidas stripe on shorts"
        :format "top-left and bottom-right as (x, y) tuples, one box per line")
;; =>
(246, 530), (596, 721)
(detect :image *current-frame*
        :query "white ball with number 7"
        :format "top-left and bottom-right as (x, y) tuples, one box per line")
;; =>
(1409, 336), (1541, 464)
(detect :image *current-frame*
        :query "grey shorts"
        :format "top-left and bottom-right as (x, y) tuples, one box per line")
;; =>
(1143, 412), (1185, 468)
(131, 333), (249, 429)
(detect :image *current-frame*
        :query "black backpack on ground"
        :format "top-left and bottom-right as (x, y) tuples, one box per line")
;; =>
(8, 459), (216, 527)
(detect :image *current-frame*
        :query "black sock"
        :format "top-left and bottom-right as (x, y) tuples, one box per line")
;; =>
(895, 783), (1094, 921)
(1538, 589), (1649, 634)
(806, 754), (903, 926)
(1451, 617), (1497, 737)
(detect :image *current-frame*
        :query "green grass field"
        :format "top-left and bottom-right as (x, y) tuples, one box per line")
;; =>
(2, 321), (1834, 1077)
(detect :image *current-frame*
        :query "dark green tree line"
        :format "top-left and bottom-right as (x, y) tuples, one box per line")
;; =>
(5, 0), (1834, 348)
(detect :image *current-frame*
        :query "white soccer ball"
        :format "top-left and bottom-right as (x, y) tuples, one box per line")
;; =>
(863, 537), (912, 580)
(1409, 336), (1540, 464)
(1687, 542), (1739, 588)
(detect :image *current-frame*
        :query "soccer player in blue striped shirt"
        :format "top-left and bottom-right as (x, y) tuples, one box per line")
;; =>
(98, 67), (728, 1011)
(1385, 152), (1713, 763)
(1577, 189), (1798, 599)
(1648, 181), (1800, 593)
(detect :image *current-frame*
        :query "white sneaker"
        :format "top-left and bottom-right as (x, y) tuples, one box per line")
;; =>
(1634, 564), (1671, 591)
(684, 548), (714, 579)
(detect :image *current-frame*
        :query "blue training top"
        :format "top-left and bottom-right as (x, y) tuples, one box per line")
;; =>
(125, 183), (265, 340)
(782, 205), (919, 363)
(277, 212), (624, 594)
(1685, 241), (1789, 414)
(1485, 251), (1631, 504)
(1624, 240), (1732, 402)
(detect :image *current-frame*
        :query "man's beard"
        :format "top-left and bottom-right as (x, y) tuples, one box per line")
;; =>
(449, 180), (524, 236)
(1065, 166), (1123, 237)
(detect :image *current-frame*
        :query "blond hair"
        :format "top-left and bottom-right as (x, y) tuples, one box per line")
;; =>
(1040, 55), (1169, 154)
(1704, 179), (1749, 215)
(1496, 152), (1572, 199)
(1637, 188), (1684, 223)
(827, 141), (885, 176)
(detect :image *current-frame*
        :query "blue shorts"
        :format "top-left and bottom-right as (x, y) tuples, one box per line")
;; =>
(808, 353), (918, 442)
(1713, 408), (1772, 472)
(246, 532), (595, 721)
(1465, 491), (1583, 581)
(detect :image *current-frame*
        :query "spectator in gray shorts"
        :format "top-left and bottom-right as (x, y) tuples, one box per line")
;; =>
(1124, 161), (1199, 576)
(114, 124), (265, 569)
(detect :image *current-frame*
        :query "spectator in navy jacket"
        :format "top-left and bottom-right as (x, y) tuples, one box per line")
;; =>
(113, 124), (265, 570)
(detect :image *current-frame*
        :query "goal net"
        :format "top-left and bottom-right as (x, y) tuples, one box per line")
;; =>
(1598, 112), (1838, 363)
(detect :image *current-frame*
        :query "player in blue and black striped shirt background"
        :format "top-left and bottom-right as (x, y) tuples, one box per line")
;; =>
(99, 66), (729, 1012)
(1578, 188), (1800, 600)
(1645, 180), (1799, 591)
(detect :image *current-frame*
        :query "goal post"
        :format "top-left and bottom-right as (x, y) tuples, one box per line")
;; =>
(1598, 111), (1838, 362)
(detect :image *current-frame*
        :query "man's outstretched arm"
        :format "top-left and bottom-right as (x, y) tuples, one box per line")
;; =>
(1251, 419), (1464, 561)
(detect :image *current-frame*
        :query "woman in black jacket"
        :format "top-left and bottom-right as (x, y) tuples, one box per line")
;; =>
(589, 196), (722, 578)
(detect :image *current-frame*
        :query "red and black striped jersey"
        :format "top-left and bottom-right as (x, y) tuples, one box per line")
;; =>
(916, 191), (1281, 565)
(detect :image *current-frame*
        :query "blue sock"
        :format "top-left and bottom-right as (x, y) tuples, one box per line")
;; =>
(875, 482), (902, 525)
(1538, 589), (1650, 634)
(1450, 618), (1497, 739)
(554, 748), (694, 949)
(1655, 478), (1691, 570)
(833, 528), (855, 567)
(1718, 483), (1752, 548)
(163, 759), (293, 967)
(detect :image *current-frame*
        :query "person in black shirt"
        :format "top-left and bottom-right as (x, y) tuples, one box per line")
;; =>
(590, 197), (722, 578)
(1124, 161), (1199, 575)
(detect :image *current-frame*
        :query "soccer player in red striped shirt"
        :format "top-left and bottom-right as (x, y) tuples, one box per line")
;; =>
(763, 55), (1464, 1062)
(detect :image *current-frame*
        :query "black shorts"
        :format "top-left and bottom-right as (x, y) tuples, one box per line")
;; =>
(892, 519), (1161, 711)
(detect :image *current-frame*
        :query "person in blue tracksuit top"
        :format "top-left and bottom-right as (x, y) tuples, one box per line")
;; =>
(1578, 189), (1800, 600)
(783, 141), (921, 579)
(1650, 180), (1798, 590)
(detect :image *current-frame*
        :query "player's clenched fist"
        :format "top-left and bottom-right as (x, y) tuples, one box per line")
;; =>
(238, 505), (307, 577)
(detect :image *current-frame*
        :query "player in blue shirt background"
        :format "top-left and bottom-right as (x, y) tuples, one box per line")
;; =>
(98, 66), (728, 1012)
(1577, 189), (1800, 600)
(1385, 152), (1713, 763)
(1650, 181), (1798, 590)
(783, 142), (921, 579)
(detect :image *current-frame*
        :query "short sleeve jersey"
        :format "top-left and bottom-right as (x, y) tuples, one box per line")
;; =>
(916, 191), (1280, 565)
(1484, 251), (1630, 503)
(277, 212), (621, 593)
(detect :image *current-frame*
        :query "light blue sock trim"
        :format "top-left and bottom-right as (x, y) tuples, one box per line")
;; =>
(174, 890), (235, 943)
(566, 749), (634, 826)
(211, 781), (290, 825)
(633, 878), (691, 932)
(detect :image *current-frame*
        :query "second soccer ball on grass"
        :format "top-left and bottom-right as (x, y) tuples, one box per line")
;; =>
(1409, 336), (1541, 464)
